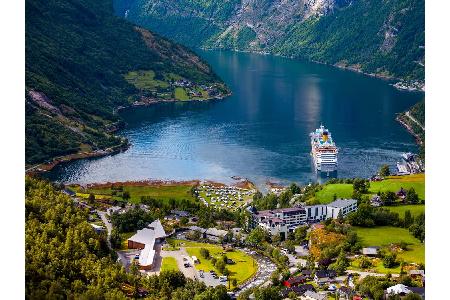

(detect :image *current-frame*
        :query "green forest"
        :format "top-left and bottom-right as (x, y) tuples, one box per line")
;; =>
(26, 0), (224, 165)
(115, 0), (424, 82)
(25, 177), (232, 299)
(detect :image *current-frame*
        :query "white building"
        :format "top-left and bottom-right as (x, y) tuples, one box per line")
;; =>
(127, 219), (166, 270)
(254, 207), (307, 238)
(253, 199), (358, 238)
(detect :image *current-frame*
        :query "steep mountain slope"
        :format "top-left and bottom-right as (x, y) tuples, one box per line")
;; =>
(26, 0), (227, 165)
(114, 0), (424, 82)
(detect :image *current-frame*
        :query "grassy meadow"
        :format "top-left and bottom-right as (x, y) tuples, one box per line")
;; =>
(70, 182), (197, 204)
(161, 257), (179, 272)
(354, 226), (424, 264)
(314, 174), (425, 204)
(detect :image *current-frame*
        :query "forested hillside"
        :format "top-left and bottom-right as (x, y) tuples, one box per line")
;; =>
(25, 177), (232, 299)
(26, 0), (225, 165)
(115, 0), (424, 82)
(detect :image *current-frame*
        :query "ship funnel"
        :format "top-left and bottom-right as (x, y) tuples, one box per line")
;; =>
(322, 131), (329, 142)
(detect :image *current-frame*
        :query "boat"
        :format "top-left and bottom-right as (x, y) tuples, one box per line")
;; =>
(310, 124), (338, 173)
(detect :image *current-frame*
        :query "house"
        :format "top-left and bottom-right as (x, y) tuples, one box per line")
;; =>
(324, 199), (358, 219)
(281, 284), (315, 298)
(408, 269), (425, 279)
(283, 275), (307, 288)
(301, 290), (327, 300)
(90, 223), (105, 233)
(314, 270), (336, 285)
(338, 286), (353, 300)
(386, 284), (411, 296)
(205, 228), (228, 242)
(188, 226), (207, 238)
(397, 187), (407, 199)
(171, 210), (190, 218)
(361, 246), (379, 257)
(406, 287), (425, 299)
(127, 219), (166, 270)
(370, 195), (382, 207)
(301, 269), (313, 280)
(107, 206), (122, 216)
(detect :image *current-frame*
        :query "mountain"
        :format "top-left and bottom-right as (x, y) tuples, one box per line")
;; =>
(26, 0), (228, 165)
(114, 0), (424, 82)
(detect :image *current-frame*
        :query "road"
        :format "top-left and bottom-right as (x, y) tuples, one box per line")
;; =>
(405, 111), (424, 131)
(97, 210), (112, 248)
(346, 270), (399, 279)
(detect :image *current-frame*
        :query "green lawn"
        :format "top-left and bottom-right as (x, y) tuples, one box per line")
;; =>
(386, 205), (425, 219)
(161, 257), (179, 272)
(71, 183), (197, 204)
(124, 70), (170, 91)
(354, 226), (424, 264)
(314, 184), (353, 203)
(313, 174), (425, 204)
(169, 239), (257, 285)
(174, 87), (190, 100)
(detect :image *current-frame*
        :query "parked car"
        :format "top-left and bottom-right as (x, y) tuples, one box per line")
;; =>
(134, 254), (140, 259)
(184, 263), (191, 268)
(199, 270), (204, 278)
(219, 276), (227, 282)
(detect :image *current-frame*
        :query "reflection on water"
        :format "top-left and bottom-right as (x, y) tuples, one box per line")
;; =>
(44, 51), (423, 189)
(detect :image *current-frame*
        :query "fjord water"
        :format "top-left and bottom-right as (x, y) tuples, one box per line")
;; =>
(46, 51), (423, 188)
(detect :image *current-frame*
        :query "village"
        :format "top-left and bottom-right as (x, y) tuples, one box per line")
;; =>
(63, 171), (425, 300)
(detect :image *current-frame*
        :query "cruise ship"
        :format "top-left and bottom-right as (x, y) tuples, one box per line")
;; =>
(310, 124), (338, 172)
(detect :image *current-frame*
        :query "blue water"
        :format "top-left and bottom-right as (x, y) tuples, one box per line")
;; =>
(45, 51), (423, 188)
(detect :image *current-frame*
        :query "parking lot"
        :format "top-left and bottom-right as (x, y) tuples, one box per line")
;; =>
(197, 270), (227, 287)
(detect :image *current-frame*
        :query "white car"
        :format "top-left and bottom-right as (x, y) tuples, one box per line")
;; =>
(219, 276), (227, 282)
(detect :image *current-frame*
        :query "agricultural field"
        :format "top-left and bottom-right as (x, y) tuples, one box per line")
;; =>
(124, 70), (169, 91)
(69, 182), (197, 204)
(386, 205), (425, 219)
(174, 87), (189, 100)
(353, 226), (425, 264)
(168, 239), (257, 285)
(197, 184), (256, 211)
(369, 174), (425, 200)
(314, 174), (425, 204)
(161, 257), (179, 272)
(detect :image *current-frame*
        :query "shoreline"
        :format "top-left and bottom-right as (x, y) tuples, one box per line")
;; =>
(25, 142), (130, 176)
(26, 90), (233, 176)
(396, 113), (424, 145)
(201, 47), (425, 92)
(67, 177), (256, 190)
(116, 90), (233, 112)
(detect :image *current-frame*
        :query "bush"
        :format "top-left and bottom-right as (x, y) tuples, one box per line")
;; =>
(200, 248), (210, 259)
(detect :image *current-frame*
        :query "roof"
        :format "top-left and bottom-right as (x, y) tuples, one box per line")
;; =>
(139, 244), (155, 267)
(128, 219), (166, 245)
(362, 247), (379, 255)
(206, 228), (228, 237)
(286, 276), (306, 285)
(338, 286), (352, 295)
(386, 284), (411, 295)
(303, 290), (327, 300)
(327, 199), (357, 208)
(408, 269), (425, 276)
(90, 223), (105, 231)
(128, 228), (156, 245)
(170, 210), (190, 217)
(407, 287), (425, 296)
(189, 226), (207, 233)
(147, 219), (166, 239)
(315, 270), (336, 278)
